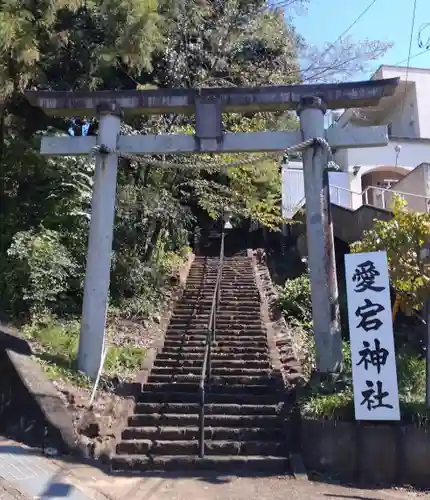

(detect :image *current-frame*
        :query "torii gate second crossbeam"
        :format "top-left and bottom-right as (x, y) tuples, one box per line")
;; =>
(26, 78), (399, 379)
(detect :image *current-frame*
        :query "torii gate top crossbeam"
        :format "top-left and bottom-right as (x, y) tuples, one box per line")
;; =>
(25, 78), (400, 117)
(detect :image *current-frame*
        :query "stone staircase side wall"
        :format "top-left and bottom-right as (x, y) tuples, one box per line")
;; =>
(247, 249), (305, 389)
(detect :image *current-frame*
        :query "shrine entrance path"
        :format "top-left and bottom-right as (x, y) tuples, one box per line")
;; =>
(0, 438), (428, 500)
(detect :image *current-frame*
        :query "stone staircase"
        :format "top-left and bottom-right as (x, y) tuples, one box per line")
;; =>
(112, 254), (290, 473)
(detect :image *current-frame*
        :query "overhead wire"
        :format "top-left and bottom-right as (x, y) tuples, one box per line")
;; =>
(299, 0), (379, 80)
(394, 48), (430, 66)
(400, 0), (418, 119)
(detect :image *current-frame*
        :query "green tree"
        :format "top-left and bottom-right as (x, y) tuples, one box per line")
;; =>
(0, 0), (393, 324)
(351, 196), (430, 313)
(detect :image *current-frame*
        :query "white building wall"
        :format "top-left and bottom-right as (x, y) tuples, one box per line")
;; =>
(384, 87), (419, 138)
(379, 66), (430, 139)
(333, 140), (430, 171)
(384, 163), (430, 212)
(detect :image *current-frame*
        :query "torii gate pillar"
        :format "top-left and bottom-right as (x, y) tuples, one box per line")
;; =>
(78, 103), (121, 377)
(298, 97), (341, 372)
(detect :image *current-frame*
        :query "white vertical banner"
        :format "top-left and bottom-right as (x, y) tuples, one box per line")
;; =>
(344, 251), (400, 421)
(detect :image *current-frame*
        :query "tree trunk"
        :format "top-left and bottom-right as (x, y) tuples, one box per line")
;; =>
(144, 220), (163, 262)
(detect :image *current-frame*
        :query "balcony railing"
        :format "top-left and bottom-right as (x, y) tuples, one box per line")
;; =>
(329, 184), (430, 212)
(287, 184), (430, 218)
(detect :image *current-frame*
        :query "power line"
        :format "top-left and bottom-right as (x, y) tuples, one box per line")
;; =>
(394, 47), (430, 66)
(400, 0), (418, 119)
(300, 0), (379, 78)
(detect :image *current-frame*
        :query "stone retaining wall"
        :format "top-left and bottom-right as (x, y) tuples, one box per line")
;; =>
(302, 418), (430, 488)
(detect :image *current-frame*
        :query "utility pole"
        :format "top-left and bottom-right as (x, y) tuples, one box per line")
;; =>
(78, 103), (121, 378)
(298, 97), (342, 374)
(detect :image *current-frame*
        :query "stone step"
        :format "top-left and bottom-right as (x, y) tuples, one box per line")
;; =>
(166, 328), (264, 336)
(138, 391), (282, 405)
(162, 337), (266, 345)
(180, 292), (260, 307)
(163, 336), (267, 345)
(186, 278), (254, 284)
(164, 333), (266, 341)
(180, 296), (260, 303)
(171, 312), (261, 320)
(183, 289), (258, 294)
(121, 425), (282, 441)
(157, 351), (270, 361)
(168, 319), (262, 327)
(185, 286), (256, 292)
(185, 283), (256, 288)
(133, 402), (281, 415)
(161, 346), (269, 355)
(111, 454), (289, 473)
(173, 306), (260, 314)
(116, 439), (284, 456)
(128, 413), (280, 428)
(181, 295), (260, 302)
(142, 382), (281, 395)
(162, 340), (267, 348)
(147, 374), (278, 385)
(153, 355), (269, 366)
(186, 275), (254, 281)
(168, 320), (262, 328)
(150, 366), (272, 377)
(153, 358), (271, 369)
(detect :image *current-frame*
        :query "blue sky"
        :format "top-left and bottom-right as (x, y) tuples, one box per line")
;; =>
(292, 0), (430, 79)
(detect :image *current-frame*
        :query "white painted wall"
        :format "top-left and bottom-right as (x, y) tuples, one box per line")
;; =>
(282, 163), (305, 217)
(333, 139), (430, 171)
(384, 163), (430, 212)
(379, 66), (430, 139)
(282, 165), (352, 216)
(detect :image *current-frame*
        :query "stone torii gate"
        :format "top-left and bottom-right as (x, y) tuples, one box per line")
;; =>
(26, 78), (399, 379)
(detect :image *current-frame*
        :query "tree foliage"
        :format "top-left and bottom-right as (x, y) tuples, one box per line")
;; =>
(351, 197), (430, 313)
(0, 0), (392, 321)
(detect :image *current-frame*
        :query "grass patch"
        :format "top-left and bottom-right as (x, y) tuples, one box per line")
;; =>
(23, 317), (146, 387)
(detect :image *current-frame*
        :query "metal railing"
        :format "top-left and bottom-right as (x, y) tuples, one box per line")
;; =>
(198, 229), (225, 457)
(288, 185), (430, 218)
(329, 184), (430, 212)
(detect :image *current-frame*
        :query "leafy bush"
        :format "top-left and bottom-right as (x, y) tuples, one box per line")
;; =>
(300, 348), (426, 421)
(397, 351), (426, 403)
(3, 228), (78, 317)
(278, 273), (312, 327)
(289, 323), (315, 380)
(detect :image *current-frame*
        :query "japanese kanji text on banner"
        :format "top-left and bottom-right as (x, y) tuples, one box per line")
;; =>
(344, 251), (400, 421)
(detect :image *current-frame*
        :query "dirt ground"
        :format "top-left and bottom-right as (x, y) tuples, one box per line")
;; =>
(106, 475), (430, 500)
(64, 469), (430, 500)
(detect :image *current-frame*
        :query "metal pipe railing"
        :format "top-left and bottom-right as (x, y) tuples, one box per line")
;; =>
(198, 229), (225, 458)
(329, 183), (430, 210)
